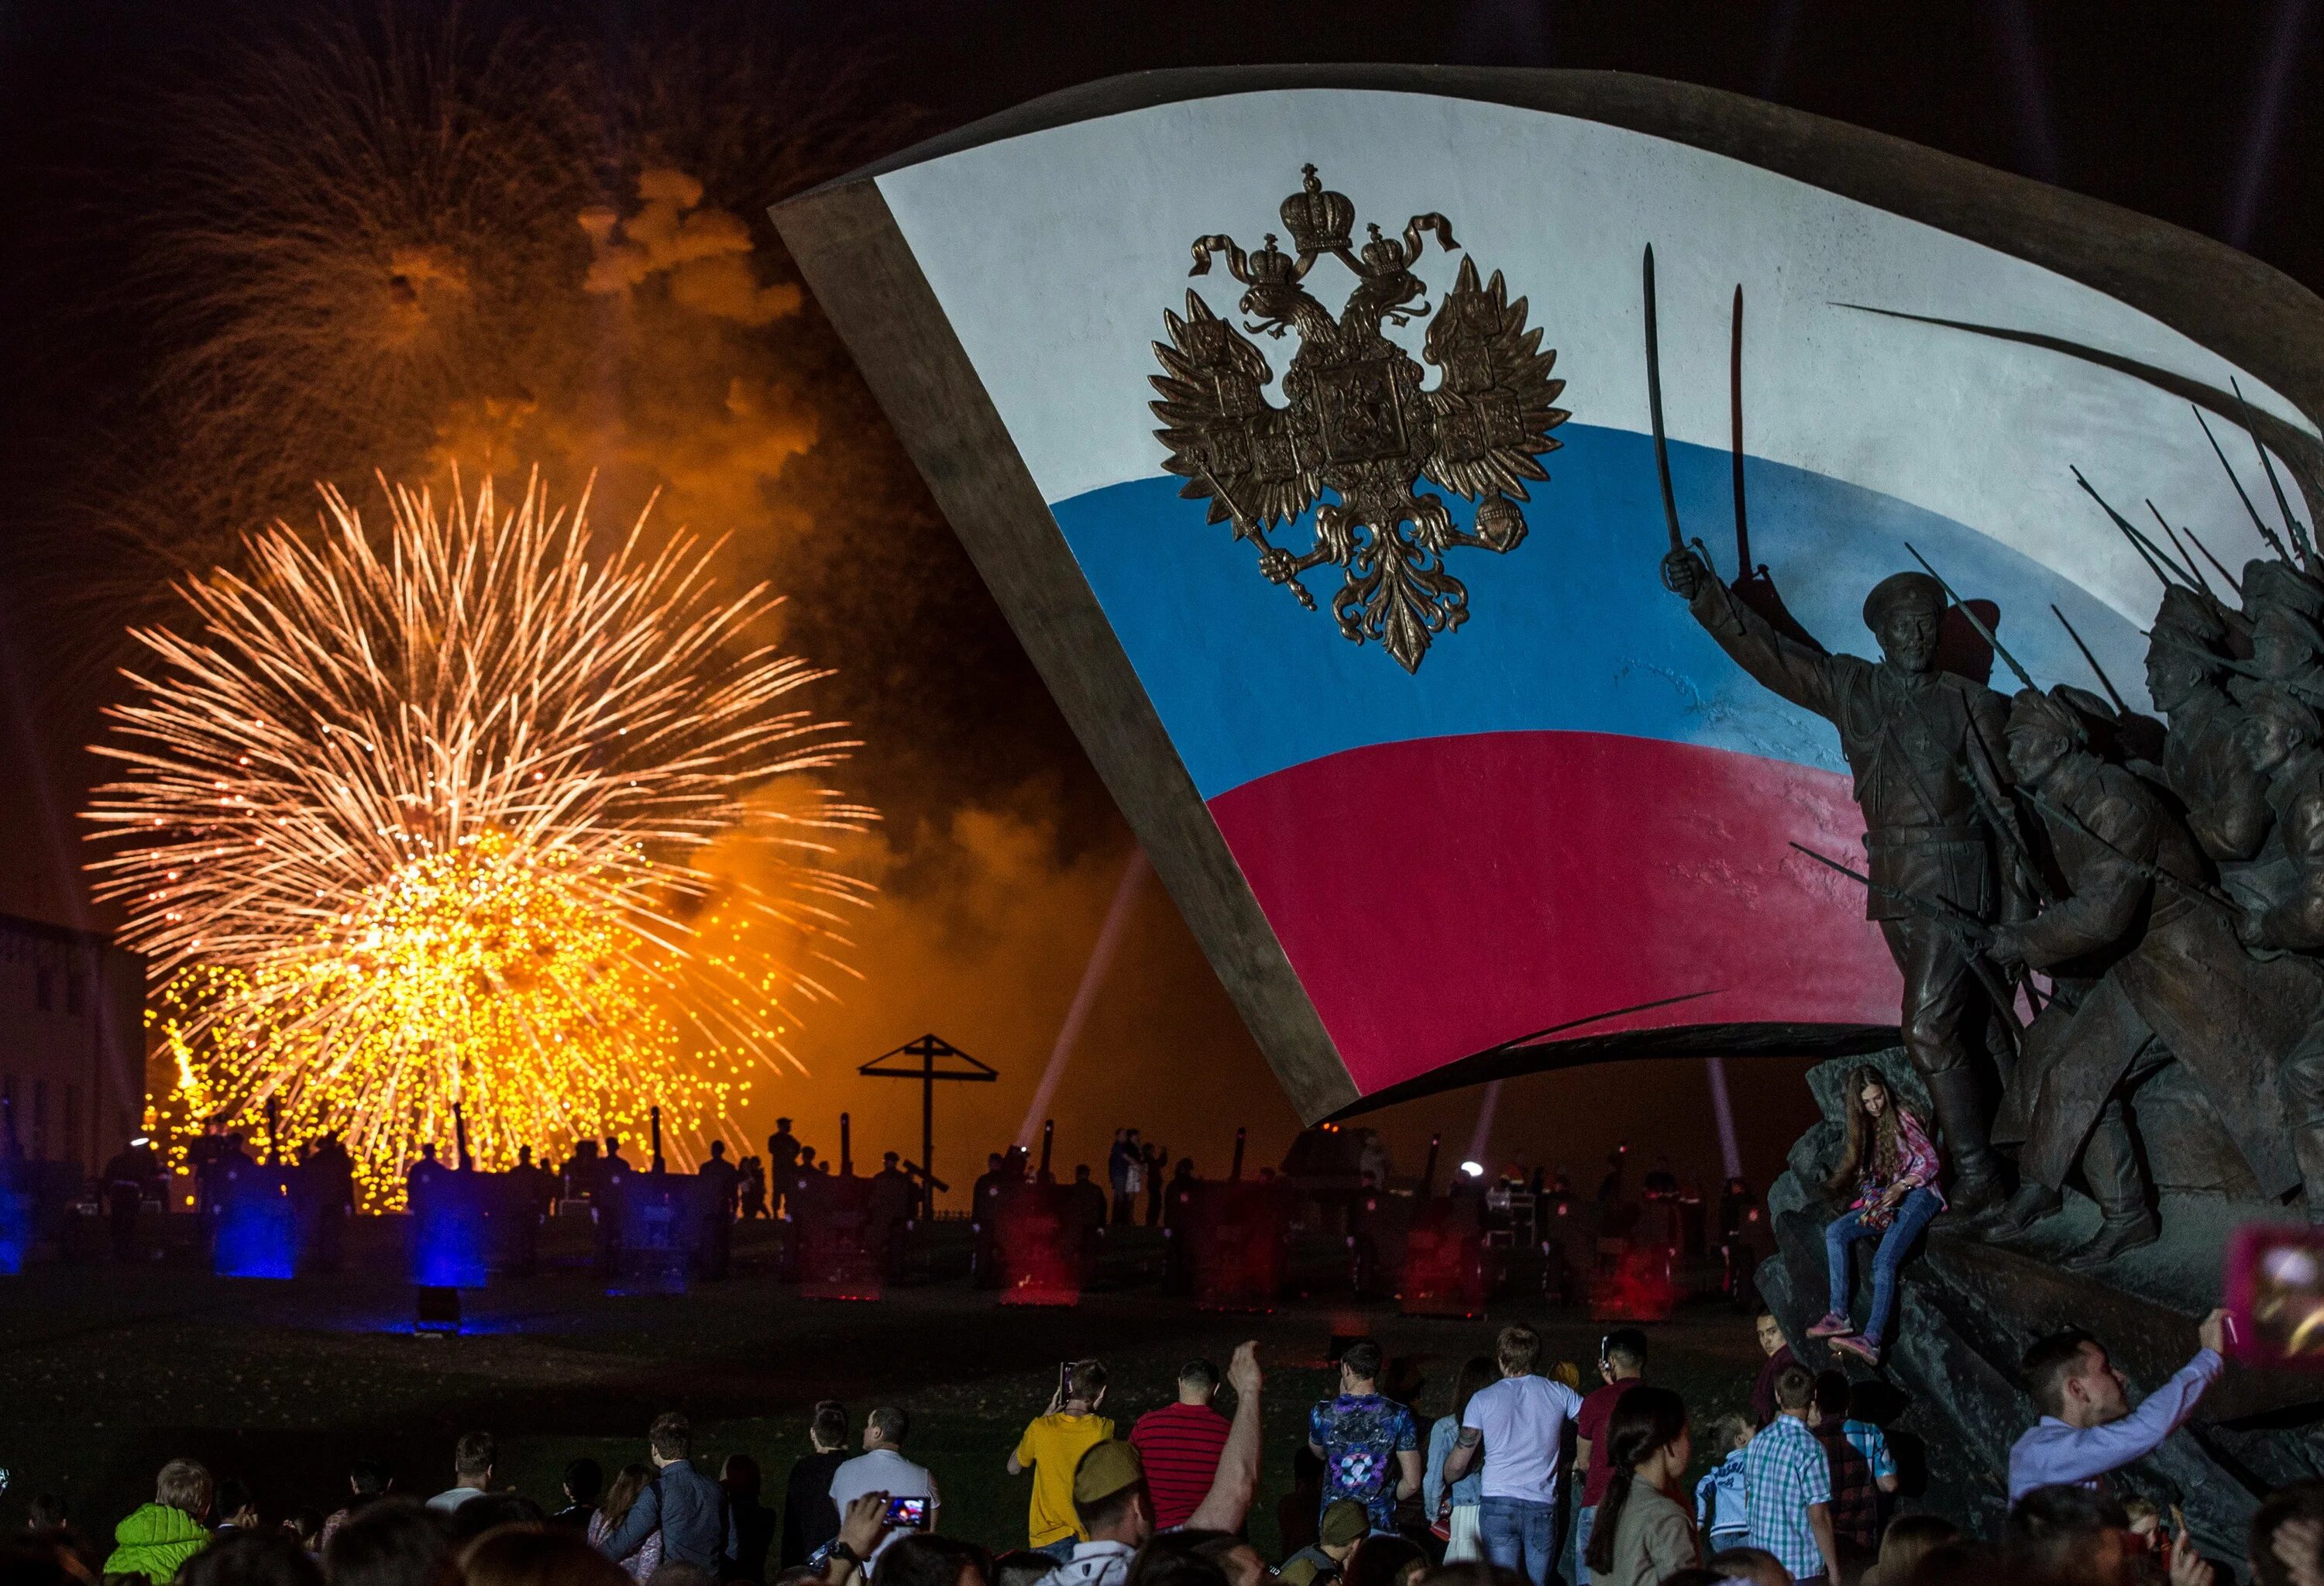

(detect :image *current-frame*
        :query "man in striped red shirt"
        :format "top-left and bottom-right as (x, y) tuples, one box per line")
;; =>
(1128, 1360), (1232, 1529)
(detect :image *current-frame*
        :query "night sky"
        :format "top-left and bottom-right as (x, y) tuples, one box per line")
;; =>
(2, 0), (2318, 1201)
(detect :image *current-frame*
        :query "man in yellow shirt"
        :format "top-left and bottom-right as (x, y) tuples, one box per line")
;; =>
(1009, 1359), (1116, 1557)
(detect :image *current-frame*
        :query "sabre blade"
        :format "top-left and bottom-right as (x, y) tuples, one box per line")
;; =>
(1643, 244), (1683, 554)
(1731, 283), (1749, 573)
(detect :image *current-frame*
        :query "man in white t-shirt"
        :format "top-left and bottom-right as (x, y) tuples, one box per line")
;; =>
(1445, 1324), (1584, 1586)
(827, 1407), (940, 1571)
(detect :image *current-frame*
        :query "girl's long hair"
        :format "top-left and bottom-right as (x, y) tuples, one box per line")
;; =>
(600, 1464), (655, 1530)
(1583, 1386), (1690, 1577)
(1824, 1065), (1913, 1199)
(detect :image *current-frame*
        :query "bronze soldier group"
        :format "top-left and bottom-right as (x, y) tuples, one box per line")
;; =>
(1662, 518), (2324, 1267)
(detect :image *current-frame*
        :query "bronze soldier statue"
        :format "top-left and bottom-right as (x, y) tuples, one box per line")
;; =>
(2146, 586), (2272, 863)
(2235, 685), (2324, 1219)
(2242, 560), (2324, 695)
(1986, 690), (2303, 1261)
(1662, 550), (2014, 1213)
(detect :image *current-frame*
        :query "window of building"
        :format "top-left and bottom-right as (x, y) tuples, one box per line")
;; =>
(31, 1079), (46, 1157)
(64, 1085), (78, 1161)
(65, 971), (84, 1017)
(35, 969), (53, 1012)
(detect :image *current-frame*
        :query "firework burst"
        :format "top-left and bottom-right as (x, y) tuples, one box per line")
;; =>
(84, 470), (875, 1204)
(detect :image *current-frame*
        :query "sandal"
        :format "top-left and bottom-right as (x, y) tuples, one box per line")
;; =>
(1831, 1333), (1883, 1366)
(1806, 1311), (1853, 1338)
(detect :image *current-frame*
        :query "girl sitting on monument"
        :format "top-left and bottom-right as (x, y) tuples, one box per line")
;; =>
(1810, 1067), (1944, 1365)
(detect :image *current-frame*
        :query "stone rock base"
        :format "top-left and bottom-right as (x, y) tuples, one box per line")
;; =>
(1759, 1053), (2324, 1559)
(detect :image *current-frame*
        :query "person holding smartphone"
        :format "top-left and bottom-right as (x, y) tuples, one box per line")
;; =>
(830, 1409), (939, 1570)
(1009, 1361), (1115, 1560)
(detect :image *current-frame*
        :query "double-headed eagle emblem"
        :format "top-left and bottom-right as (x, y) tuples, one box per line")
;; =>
(1149, 166), (1569, 673)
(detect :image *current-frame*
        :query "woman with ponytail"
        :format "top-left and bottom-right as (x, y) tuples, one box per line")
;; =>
(1582, 1386), (1697, 1586)
(1810, 1066), (1944, 1367)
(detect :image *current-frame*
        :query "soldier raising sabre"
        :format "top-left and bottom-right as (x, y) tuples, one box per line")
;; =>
(1661, 551), (2017, 1216)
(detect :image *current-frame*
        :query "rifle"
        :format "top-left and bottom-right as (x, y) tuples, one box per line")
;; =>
(2071, 468), (2195, 591)
(2233, 377), (2315, 568)
(2193, 403), (2294, 564)
(2017, 786), (2238, 919)
(1901, 542), (2038, 691)
(2051, 604), (2130, 718)
(1788, 842), (2024, 1033)
(2148, 627), (2324, 710)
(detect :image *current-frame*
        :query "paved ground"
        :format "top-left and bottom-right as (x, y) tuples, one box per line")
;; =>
(0, 1219), (1771, 1560)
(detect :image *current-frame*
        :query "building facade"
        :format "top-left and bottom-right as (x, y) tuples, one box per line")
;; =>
(0, 913), (144, 1175)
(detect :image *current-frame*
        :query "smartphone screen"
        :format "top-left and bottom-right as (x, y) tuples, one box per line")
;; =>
(882, 1495), (927, 1529)
(1059, 1361), (1074, 1401)
(2224, 1223), (2324, 1368)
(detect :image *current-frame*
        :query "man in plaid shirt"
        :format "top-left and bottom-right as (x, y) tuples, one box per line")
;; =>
(1743, 1365), (1840, 1585)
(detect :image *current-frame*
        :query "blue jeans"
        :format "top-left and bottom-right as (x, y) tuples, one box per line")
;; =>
(1030, 1540), (1078, 1565)
(1824, 1185), (1941, 1344)
(1483, 1496), (1559, 1586)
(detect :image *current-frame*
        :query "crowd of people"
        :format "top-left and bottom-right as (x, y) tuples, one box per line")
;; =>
(12, 1307), (2322, 1586)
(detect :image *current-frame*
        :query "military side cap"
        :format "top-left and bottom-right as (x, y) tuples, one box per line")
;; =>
(1319, 1498), (1371, 1546)
(2153, 584), (2229, 646)
(1072, 1440), (1144, 1506)
(1861, 570), (1946, 631)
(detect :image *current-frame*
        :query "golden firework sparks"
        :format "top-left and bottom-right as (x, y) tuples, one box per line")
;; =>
(86, 469), (874, 1205)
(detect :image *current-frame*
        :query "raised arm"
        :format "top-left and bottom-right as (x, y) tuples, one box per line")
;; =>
(1662, 548), (1844, 721)
(2027, 1343), (2223, 1488)
(1187, 1342), (1263, 1533)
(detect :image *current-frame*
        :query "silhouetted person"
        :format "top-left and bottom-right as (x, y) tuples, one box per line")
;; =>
(766, 1120), (800, 1217)
(721, 1455), (775, 1585)
(562, 1137), (602, 1201)
(102, 1137), (160, 1261)
(780, 1403), (850, 1567)
(405, 1144), (445, 1202)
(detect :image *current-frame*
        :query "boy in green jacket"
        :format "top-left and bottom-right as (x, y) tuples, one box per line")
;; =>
(105, 1459), (215, 1583)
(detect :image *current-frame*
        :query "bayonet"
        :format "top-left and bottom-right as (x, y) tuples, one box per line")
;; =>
(1642, 245), (1683, 555)
(2150, 503), (2214, 598)
(2072, 467), (2189, 590)
(2179, 524), (2244, 597)
(2193, 404), (2293, 564)
(2233, 377), (2315, 567)
(1902, 542), (2037, 691)
(2051, 604), (2131, 717)
(1788, 842), (1993, 946)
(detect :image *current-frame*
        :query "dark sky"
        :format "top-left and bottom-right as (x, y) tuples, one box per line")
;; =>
(1, 0), (2318, 1196)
